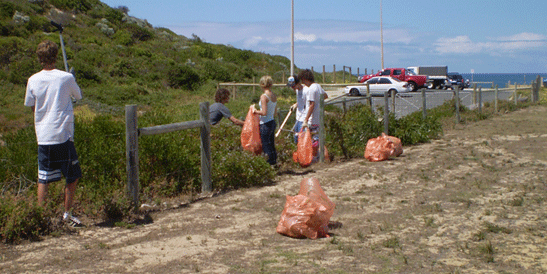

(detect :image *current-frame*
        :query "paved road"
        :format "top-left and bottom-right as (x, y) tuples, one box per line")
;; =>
(324, 87), (517, 118)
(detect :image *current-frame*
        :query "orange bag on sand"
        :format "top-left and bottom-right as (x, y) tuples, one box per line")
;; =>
(276, 177), (335, 239)
(364, 133), (403, 162)
(241, 107), (262, 155)
(292, 129), (313, 167)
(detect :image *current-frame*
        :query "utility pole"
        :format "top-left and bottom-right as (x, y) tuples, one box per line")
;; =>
(380, 0), (384, 70)
(290, 0), (294, 76)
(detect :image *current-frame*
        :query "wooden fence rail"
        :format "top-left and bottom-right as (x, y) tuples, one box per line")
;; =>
(125, 102), (211, 208)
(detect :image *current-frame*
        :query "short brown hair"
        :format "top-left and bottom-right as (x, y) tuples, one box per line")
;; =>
(215, 88), (230, 103)
(36, 40), (58, 67)
(298, 69), (314, 83)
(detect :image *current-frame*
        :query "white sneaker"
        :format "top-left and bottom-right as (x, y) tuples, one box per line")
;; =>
(63, 212), (83, 227)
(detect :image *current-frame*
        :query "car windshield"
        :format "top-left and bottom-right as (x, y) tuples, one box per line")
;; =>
(390, 77), (403, 82)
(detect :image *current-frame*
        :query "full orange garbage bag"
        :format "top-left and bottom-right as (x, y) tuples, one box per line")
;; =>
(292, 129), (313, 167)
(276, 177), (335, 239)
(240, 107), (262, 155)
(364, 133), (403, 161)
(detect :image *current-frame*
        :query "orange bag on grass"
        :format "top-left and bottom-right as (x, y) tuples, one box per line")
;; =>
(240, 107), (262, 155)
(292, 129), (314, 167)
(276, 177), (335, 239)
(364, 133), (403, 161)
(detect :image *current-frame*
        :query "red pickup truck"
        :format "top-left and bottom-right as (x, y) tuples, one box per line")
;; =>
(358, 68), (428, 91)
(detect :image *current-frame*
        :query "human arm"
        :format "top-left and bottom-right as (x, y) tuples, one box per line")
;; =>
(303, 101), (315, 128)
(229, 116), (245, 126)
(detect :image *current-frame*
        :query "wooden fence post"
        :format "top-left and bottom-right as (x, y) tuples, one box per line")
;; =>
(322, 65), (326, 83)
(349, 67), (352, 83)
(391, 89), (396, 114)
(199, 102), (212, 193)
(478, 86), (482, 116)
(472, 84), (477, 104)
(333, 64), (336, 83)
(495, 84), (499, 112)
(422, 88), (427, 120)
(366, 83), (372, 107)
(455, 86), (461, 123)
(125, 105), (139, 208)
(319, 96), (325, 163)
(514, 84), (518, 105)
(384, 91), (389, 134)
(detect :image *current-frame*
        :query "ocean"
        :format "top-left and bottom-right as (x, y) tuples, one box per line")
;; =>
(460, 73), (546, 88)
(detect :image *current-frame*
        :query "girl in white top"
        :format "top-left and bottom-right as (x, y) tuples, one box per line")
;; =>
(251, 75), (278, 165)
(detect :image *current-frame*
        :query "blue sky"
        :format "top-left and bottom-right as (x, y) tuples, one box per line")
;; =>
(101, 0), (547, 73)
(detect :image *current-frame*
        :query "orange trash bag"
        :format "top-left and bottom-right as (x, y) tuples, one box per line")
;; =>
(292, 129), (313, 167)
(276, 177), (336, 239)
(240, 106), (262, 155)
(364, 133), (403, 161)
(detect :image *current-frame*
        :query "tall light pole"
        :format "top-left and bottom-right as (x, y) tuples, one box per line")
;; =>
(380, 0), (384, 69)
(290, 0), (294, 76)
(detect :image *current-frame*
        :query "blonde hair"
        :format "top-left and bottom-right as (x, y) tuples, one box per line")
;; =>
(259, 75), (273, 89)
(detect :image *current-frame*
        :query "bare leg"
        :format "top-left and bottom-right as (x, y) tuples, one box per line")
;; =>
(64, 179), (78, 212)
(38, 183), (48, 207)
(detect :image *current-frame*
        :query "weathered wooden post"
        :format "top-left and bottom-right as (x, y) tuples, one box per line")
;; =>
(125, 105), (139, 208)
(319, 96), (325, 163)
(391, 89), (396, 114)
(366, 83), (372, 107)
(384, 91), (389, 134)
(495, 84), (499, 112)
(349, 67), (352, 82)
(514, 84), (518, 105)
(333, 64), (336, 83)
(342, 66), (346, 83)
(478, 86), (482, 116)
(455, 86), (461, 123)
(199, 102), (212, 193)
(322, 65), (326, 83)
(472, 84), (477, 104)
(422, 88), (427, 120)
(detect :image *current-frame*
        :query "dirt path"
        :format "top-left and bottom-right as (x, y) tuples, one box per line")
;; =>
(2, 106), (547, 274)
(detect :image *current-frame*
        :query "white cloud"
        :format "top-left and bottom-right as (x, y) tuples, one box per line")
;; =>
(295, 32), (317, 42)
(435, 33), (547, 55)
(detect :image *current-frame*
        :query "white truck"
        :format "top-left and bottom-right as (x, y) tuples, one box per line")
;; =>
(407, 66), (450, 89)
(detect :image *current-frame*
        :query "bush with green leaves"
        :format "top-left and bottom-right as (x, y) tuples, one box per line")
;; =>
(167, 64), (201, 90)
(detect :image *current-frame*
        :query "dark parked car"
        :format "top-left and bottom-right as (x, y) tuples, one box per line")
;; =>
(447, 72), (465, 90)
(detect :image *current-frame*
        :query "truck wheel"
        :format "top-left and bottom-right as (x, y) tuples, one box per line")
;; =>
(350, 88), (359, 96)
(408, 82), (417, 92)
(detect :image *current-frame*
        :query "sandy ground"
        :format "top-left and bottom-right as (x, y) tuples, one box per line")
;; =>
(1, 105), (546, 274)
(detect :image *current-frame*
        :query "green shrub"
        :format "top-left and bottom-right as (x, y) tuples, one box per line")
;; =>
(126, 24), (154, 42)
(167, 64), (201, 90)
(203, 60), (232, 82)
(325, 103), (383, 158)
(0, 1), (15, 19)
(0, 194), (49, 243)
(113, 29), (132, 46)
(50, 0), (98, 12)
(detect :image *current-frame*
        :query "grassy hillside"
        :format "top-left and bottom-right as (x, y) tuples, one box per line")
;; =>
(0, 0), (296, 129)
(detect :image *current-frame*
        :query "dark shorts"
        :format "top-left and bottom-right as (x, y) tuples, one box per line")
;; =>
(38, 140), (81, 184)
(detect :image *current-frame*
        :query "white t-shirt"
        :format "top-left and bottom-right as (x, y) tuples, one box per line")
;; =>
(295, 86), (306, 122)
(24, 69), (82, 145)
(304, 83), (325, 125)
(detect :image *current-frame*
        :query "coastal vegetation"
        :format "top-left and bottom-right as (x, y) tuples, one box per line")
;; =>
(0, 0), (543, 243)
